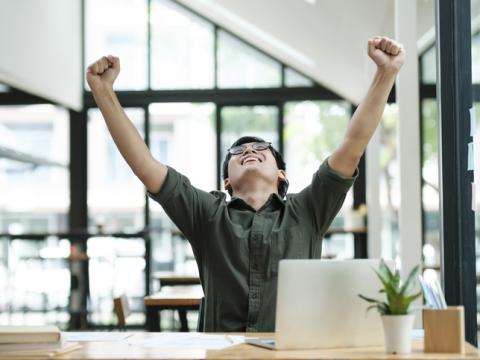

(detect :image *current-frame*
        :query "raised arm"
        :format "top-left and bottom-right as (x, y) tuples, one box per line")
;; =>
(328, 37), (405, 177)
(86, 56), (167, 193)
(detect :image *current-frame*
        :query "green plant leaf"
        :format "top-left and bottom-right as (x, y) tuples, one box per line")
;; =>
(374, 269), (398, 298)
(379, 259), (396, 283)
(363, 260), (424, 315)
(358, 294), (383, 304)
(400, 264), (420, 295)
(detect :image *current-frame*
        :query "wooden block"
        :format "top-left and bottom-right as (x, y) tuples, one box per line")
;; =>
(423, 306), (465, 353)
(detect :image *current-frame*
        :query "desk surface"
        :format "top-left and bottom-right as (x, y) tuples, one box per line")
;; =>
(6, 332), (477, 360)
(144, 285), (204, 306)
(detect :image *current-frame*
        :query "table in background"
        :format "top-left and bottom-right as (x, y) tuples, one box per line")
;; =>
(144, 285), (203, 332)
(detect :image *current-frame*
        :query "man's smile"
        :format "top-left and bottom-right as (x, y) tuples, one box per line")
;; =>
(241, 155), (263, 165)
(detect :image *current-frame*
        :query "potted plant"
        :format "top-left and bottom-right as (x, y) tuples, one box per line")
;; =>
(358, 259), (422, 354)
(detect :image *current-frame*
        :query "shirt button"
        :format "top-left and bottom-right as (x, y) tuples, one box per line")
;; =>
(251, 293), (258, 299)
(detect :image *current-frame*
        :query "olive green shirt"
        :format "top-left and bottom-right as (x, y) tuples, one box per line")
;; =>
(148, 158), (357, 332)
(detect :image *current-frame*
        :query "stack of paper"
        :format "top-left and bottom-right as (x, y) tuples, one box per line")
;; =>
(0, 326), (81, 357)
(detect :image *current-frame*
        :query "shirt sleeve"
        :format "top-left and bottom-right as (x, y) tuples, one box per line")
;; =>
(147, 166), (219, 249)
(289, 157), (358, 235)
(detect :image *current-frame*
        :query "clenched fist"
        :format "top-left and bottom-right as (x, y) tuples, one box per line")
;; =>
(368, 37), (405, 73)
(86, 55), (120, 92)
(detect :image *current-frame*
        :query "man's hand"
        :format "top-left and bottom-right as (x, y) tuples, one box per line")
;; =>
(368, 37), (405, 73)
(86, 55), (120, 92)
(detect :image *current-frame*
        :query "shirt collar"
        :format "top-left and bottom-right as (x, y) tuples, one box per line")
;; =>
(228, 193), (285, 211)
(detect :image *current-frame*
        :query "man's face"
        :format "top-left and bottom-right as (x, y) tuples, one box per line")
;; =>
(224, 142), (286, 194)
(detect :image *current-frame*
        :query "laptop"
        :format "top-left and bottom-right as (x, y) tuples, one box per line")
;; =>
(246, 259), (392, 350)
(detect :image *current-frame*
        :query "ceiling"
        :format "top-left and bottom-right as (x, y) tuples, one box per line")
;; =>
(176, 0), (478, 104)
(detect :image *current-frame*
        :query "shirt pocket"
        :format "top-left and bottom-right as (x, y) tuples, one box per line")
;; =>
(268, 225), (306, 278)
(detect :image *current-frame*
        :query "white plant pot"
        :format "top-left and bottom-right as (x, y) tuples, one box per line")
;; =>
(381, 314), (415, 354)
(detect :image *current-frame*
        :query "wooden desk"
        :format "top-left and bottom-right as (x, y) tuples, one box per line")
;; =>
(21, 333), (479, 359)
(144, 285), (204, 332)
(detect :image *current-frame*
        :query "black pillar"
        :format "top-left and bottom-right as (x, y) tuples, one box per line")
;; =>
(353, 154), (367, 259)
(436, 0), (477, 345)
(68, 109), (89, 330)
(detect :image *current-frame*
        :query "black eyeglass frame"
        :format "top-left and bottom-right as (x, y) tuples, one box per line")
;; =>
(227, 141), (272, 155)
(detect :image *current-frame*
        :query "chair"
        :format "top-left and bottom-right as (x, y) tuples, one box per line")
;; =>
(113, 294), (130, 330)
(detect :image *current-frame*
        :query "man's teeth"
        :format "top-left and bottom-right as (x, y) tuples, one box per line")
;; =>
(243, 157), (259, 164)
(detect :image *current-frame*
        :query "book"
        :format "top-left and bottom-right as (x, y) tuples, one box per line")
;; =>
(0, 326), (61, 344)
(0, 340), (81, 357)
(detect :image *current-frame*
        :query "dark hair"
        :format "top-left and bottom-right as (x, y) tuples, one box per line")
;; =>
(222, 136), (288, 198)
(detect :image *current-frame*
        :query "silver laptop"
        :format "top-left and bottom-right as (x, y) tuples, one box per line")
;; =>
(247, 259), (392, 350)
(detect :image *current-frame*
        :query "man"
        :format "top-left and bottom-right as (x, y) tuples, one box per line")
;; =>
(86, 36), (405, 332)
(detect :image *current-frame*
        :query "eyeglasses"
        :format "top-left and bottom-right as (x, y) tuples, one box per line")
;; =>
(228, 141), (271, 155)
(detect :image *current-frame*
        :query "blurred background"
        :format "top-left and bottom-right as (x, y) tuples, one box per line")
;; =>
(0, 0), (479, 336)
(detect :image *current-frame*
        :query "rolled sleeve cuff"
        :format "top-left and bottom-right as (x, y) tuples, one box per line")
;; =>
(316, 157), (358, 192)
(147, 166), (180, 205)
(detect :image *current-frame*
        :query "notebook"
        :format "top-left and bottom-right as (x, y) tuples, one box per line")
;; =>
(0, 326), (61, 344)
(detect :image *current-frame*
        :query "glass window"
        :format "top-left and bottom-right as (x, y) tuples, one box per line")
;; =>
(148, 103), (215, 275)
(285, 68), (314, 87)
(151, 0), (214, 90)
(284, 101), (354, 258)
(220, 105), (279, 182)
(421, 32), (479, 85)
(0, 237), (71, 327)
(217, 31), (282, 88)
(149, 102), (216, 191)
(88, 236), (146, 326)
(87, 108), (146, 233)
(421, 99), (440, 271)
(0, 105), (70, 234)
(85, 0), (148, 90)
(421, 45), (436, 84)
(379, 104), (400, 261)
(284, 101), (349, 192)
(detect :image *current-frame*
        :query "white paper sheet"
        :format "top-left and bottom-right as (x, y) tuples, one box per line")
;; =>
(62, 332), (133, 342)
(128, 333), (244, 350)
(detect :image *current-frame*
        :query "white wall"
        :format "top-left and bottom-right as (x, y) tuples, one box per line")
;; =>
(178, 0), (395, 104)
(0, 0), (83, 111)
